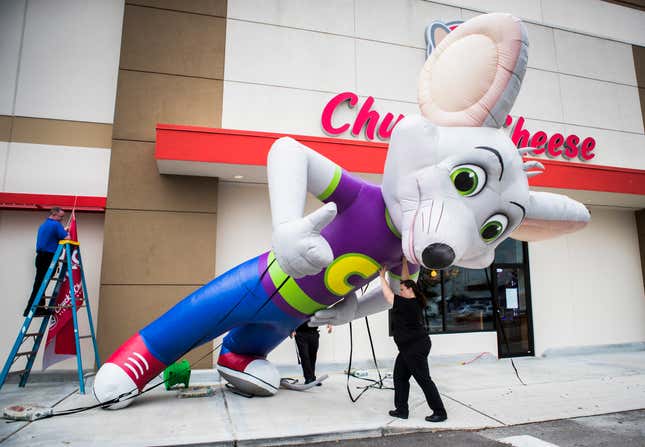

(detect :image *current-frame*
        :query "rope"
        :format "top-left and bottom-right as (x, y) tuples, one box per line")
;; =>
(484, 269), (526, 386)
(344, 287), (393, 403)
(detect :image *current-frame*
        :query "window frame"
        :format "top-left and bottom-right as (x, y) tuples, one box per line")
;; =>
(417, 240), (532, 336)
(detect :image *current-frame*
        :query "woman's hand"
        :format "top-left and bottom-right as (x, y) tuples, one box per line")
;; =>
(379, 266), (395, 305)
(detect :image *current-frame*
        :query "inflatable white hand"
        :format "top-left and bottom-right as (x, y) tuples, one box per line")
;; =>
(272, 202), (337, 278)
(309, 292), (358, 326)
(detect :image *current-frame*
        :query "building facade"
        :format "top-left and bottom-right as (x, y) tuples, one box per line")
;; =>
(1, 0), (644, 372)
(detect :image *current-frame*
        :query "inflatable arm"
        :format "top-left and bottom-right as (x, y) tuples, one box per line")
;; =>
(309, 273), (402, 326)
(267, 137), (342, 278)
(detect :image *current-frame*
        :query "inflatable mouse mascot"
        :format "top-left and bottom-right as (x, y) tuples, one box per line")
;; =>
(93, 13), (590, 408)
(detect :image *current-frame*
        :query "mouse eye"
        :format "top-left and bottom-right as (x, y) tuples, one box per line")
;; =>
(450, 164), (486, 197)
(480, 214), (508, 243)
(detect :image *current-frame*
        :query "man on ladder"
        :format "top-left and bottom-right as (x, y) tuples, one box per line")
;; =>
(24, 207), (69, 317)
(1, 208), (100, 393)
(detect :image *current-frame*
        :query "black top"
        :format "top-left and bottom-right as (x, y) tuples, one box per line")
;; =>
(295, 321), (319, 333)
(391, 295), (427, 347)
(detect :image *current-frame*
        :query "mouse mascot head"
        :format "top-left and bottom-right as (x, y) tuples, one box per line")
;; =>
(382, 13), (590, 270)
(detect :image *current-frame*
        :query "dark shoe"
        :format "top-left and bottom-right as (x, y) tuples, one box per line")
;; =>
(425, 412), (447, 423)
(33, 308), (52, 317)
(388, 409), (408, 419)
(315, 382), (322, 386)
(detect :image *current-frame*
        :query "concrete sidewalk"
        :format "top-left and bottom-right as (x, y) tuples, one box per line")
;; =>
(0, 349), (644, 446)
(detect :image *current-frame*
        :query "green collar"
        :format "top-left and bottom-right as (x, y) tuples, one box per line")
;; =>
(385, 208), (401, 239)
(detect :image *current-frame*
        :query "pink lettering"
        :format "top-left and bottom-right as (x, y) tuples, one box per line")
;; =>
(530, 131), (548, 154)
(352, 96), (380, 140)
(377, 112), (405, 140)
(546, 133), (564, 158)
(320, 92), (597, 162)
(563, 135), (580, 159)
(511, 117), (531, 148)
(321, 92), (358, 136)
(579, 137), (596, 161)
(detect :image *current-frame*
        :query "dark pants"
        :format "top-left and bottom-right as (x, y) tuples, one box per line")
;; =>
(24, 251), (55, 317)
(295, 331), (319, 383)
(393, 337), (445, 416)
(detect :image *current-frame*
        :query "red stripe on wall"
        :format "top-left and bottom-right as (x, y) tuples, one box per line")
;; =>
(156, 124), (388, 174)
(0, 193), (106, 212)
(156, 124), (645, 196)
(526, 158), (645, 195)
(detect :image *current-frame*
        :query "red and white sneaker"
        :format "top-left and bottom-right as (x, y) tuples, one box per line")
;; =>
(217, 351), (280, 396)
(93, 333), (166, 409)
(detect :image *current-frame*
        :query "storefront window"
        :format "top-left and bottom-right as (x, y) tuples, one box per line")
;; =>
(421, 269), (443, 333)
(494, 238), (524, 264)
(416, 239), (530, 334)
(443, 268), (494, 332)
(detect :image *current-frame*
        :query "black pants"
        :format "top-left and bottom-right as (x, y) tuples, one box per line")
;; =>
(393, 337), (445, 415)
(295, 331), (319, 383)
(24, 251), (55, 316)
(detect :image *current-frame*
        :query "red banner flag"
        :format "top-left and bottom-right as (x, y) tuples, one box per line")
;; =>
(43, 213), (85, 370)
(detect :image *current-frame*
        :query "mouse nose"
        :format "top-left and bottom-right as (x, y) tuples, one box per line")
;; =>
(421, 243), (455, 269)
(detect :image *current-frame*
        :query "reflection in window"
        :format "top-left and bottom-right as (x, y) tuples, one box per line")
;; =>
(420, 268), (443, 333)
(416, 239), (528, 334)
(443, 268), (494, 332)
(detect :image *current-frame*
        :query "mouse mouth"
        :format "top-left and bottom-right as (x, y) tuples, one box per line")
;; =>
(401, 196), (475, 268)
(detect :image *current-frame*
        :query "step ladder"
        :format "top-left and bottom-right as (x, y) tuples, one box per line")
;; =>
(0, 240), (101, 394)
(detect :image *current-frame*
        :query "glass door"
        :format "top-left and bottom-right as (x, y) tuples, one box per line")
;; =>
(493, 266), (534, 357)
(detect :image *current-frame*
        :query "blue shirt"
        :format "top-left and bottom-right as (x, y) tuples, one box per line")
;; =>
(36, 218), (67, 253)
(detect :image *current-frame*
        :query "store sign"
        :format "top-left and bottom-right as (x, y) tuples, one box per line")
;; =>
(320, 91), (596, 161)
(321, 92), (405, 141)
(507, 116), (595, 161)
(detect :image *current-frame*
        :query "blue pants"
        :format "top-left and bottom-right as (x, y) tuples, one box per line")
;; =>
(139, 255), (303, 365)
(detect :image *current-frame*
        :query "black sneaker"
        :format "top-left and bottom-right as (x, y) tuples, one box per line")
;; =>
(425, 412), (447, 423)
(388, 409), (408, 419)
(33, 308), (52, 317)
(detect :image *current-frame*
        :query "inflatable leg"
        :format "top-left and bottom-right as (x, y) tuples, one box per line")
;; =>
(93, 255), (290, 408)
(217, 322), (295, 396)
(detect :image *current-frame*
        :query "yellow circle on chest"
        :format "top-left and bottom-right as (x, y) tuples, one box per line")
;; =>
(324, 253), (381, 296)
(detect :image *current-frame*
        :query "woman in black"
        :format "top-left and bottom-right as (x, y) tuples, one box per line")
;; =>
(379, 265), (447, 422)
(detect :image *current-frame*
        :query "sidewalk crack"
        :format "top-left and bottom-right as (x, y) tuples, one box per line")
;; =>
(220, 376), (239, 443)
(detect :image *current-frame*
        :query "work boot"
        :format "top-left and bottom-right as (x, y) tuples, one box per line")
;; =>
(425, 411), (447, 423)
(388, 409), (408, 419)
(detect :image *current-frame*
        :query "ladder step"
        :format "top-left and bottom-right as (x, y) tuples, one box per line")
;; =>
(78, 335), (92, 340)
(41, 305), (85, 310)
(24, 332), (44, 338)
(7, 369), (27, 377)
(15, 351), (37, 358)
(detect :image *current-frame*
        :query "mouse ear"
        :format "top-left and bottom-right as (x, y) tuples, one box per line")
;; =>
(418, 13), (528, 128)
(425, 22), (450, 58)
(425, 21), (463, 58)
(510, 192), (590, 241)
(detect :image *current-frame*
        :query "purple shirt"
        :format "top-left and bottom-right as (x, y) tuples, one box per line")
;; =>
(260, 170), (418, 318)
